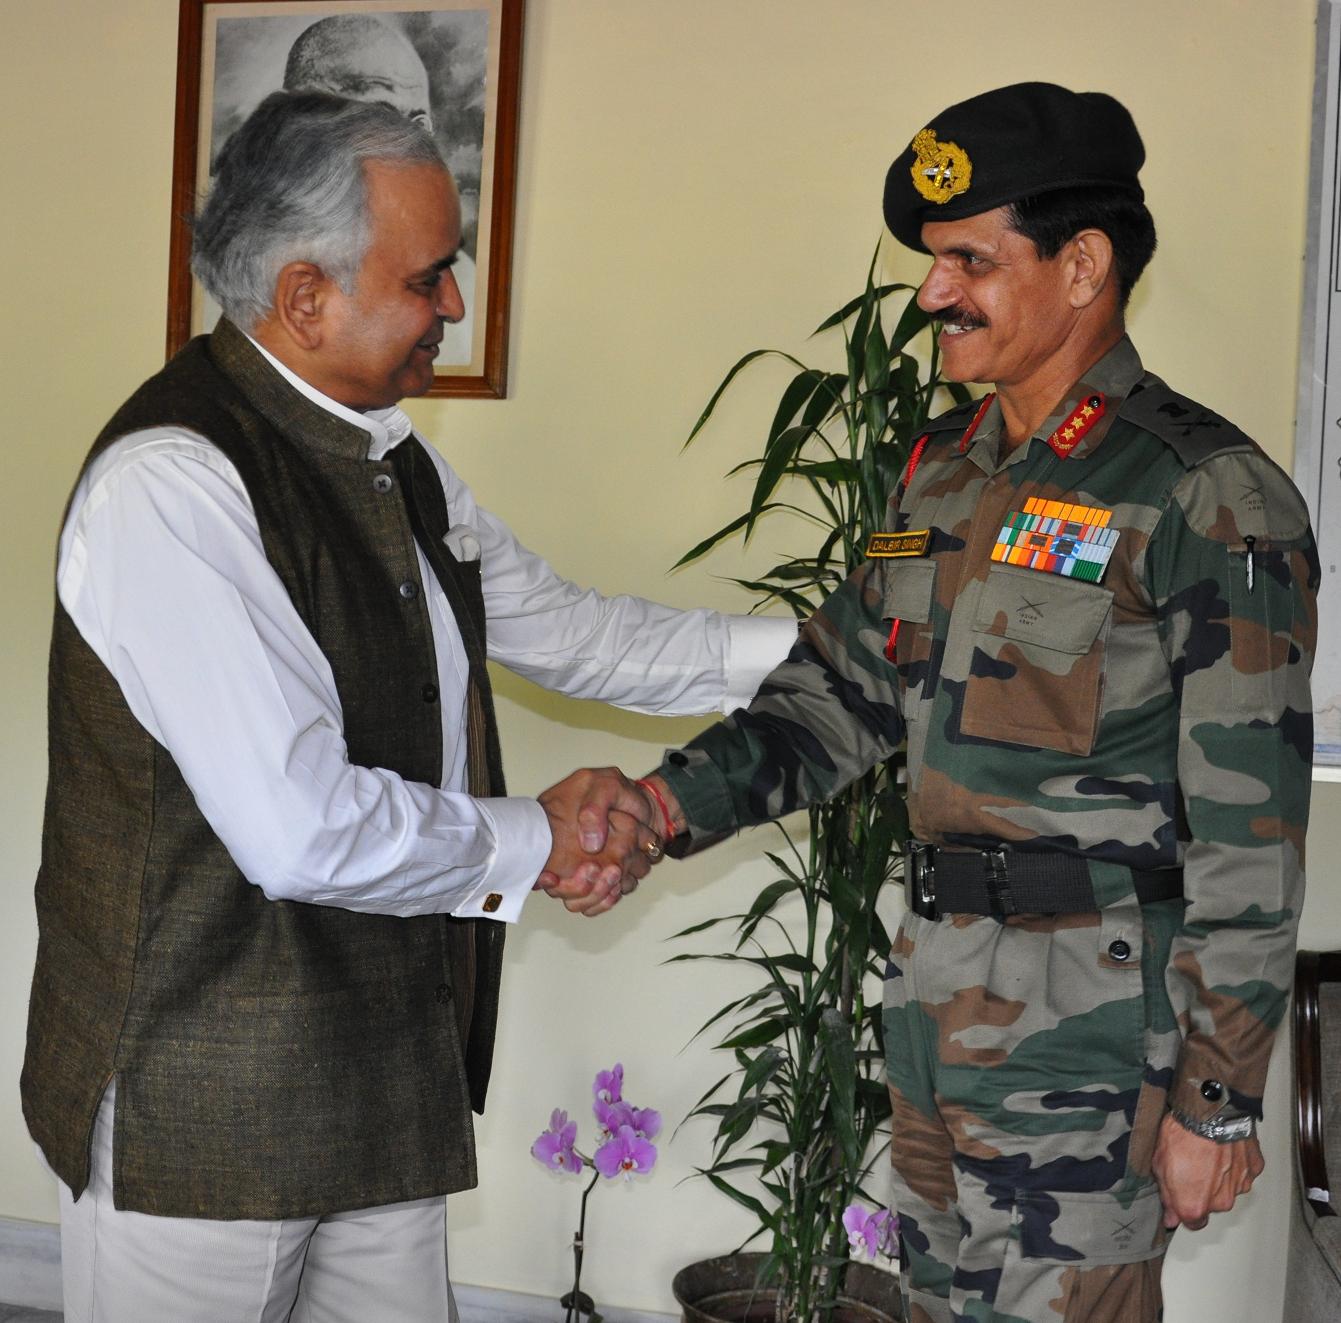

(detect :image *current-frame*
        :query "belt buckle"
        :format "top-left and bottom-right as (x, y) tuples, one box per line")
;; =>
(982, 846), (1017, 917)
(906, 842), (938, 920)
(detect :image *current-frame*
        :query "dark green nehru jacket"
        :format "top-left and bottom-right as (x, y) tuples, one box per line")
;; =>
(24, 319), (506, 1219)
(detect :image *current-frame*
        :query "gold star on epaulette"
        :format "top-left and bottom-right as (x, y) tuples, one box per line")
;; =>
(1046, 393), (1107, 458)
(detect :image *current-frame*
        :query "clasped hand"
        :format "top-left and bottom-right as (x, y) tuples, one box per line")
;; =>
(535, 767), (660, 916)
(1151, 1113), (1264, 1231)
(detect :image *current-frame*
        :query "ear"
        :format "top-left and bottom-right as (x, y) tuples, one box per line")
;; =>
(1066, 228), (1115, 310)
(271, 261), (332, 351)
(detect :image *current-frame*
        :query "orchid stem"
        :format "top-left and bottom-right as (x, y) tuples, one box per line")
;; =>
(564, 1168), (601, 1323)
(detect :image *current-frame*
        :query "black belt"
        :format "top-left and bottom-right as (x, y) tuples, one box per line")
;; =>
(903, 841), (1184, 920)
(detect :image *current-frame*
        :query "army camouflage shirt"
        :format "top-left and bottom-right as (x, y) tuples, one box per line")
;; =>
(656, 336), (1318, 1125)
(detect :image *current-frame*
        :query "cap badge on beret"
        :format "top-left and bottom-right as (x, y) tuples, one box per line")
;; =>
(909, 128), (972, 205)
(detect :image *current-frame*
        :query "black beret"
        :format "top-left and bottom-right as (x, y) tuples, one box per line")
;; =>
(883, 82), (1145, 252)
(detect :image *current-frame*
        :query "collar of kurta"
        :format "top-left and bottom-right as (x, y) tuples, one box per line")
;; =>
(960, 335), (1146, 472)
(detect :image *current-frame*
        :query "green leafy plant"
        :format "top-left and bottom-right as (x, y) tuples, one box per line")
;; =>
(671, 249), (965, 1322)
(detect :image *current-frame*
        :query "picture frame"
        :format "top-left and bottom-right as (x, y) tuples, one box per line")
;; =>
(166, 0), (524, 398)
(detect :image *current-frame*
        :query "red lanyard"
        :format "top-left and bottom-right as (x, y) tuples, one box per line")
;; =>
(883, 433), (932, 662)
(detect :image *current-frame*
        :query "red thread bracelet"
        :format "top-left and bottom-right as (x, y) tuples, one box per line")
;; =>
(635, 777), (675, 841)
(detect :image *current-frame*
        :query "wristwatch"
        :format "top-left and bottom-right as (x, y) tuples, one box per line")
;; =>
(1170, 1108), (1257, 1144)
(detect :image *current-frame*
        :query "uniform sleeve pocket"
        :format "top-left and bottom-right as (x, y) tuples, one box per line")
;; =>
(880, 558), (937, 623)
(1225, 541), (1301, 711)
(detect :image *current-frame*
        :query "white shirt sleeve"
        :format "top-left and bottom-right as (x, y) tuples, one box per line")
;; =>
(58, 429), (548, 921)
(421, 446), (798, 714)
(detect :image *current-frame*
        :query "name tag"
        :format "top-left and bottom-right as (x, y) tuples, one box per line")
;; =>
(867, 530), (931, 558)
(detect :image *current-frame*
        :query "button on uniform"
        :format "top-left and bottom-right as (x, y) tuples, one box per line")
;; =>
(372, 473), (394, 494)
(1201, 1079), (1225, 1103)
(1107, 939), (1131, 962)
(398, 580), (419, 601)
(421, 683), (439, 704)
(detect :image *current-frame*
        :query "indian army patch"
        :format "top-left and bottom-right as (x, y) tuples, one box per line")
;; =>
(909, 128), (972, 203)
(991, 497), (1117, 582)
(867, 530), (932, 558)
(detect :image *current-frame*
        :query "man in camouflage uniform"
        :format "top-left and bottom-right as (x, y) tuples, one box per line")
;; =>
(558, 83), (1319, 1321)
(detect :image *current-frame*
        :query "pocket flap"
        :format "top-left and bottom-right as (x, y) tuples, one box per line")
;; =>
(1017, 1181), (1166, 1265)
(974, 563), (1112, 655)
(880, 558), (937, 624)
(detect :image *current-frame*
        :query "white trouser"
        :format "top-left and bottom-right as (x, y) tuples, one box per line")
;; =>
(50, 1082), (461, 1323)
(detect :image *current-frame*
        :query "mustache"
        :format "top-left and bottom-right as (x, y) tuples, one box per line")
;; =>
(929, 304), (988, 330)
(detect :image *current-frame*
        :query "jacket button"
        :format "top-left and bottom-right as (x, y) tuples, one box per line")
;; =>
(399, 580), (419, 601)
(372, 473), (394, 493)
(1201, 1079), (1225, 1102)
(435, 982), (451, 1004)
(422, 683), (439, 704)
(1107, 939), (1131, 962)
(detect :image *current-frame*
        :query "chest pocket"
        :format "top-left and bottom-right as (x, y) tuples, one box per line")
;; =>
(880, 558), (937, 622)
(880, 558), (937, 684)
(960, 563), (1113, 756)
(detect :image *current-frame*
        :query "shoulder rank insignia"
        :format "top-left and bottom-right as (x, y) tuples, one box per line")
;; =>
(868, 530), (931, 558)
(991, 497), (1116, 582)
(1046, 393), (1106, 459)
(910, 129), (972, 204)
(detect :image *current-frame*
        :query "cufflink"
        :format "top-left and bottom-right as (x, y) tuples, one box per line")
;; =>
(483, 893), (503, 913)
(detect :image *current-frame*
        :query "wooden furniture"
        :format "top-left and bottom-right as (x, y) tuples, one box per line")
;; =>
(1286, 950), (1341, 1318)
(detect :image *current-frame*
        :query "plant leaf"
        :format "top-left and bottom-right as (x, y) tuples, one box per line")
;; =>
(672, 503), (787, 568)
(819, 1007), (860, 1169)
(812, 283), (917, 334)
(684, 348), (797, 446)
(747, 425), (816, 537)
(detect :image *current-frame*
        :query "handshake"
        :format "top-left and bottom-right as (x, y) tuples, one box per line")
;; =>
(533, 768), (685, 917)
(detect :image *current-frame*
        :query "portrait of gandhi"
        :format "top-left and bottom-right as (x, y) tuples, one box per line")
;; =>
(201, 6), (489, 367)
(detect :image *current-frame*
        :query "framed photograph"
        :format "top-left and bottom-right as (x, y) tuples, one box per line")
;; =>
(167, 0), (524, 398)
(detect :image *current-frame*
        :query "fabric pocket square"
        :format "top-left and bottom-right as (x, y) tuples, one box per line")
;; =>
(442, 524), (481, 563)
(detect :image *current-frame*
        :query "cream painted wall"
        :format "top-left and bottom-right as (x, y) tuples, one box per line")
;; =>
(1, 1), (1332, 1319)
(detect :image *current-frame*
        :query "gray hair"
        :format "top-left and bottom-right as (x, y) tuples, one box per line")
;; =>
(191, 91), (443, 331)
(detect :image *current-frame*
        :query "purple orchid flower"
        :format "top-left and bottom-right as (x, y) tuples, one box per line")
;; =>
(593, 1063), (624, 1105)
(628, 1104), (662, 1140)
(531, 1108), (583, 1175)
(594, 1097), (662, 1142)
(842, 1203), (898, 1260)
(593, 1124), (657, 1181)
(593, 1097), (630, 1139)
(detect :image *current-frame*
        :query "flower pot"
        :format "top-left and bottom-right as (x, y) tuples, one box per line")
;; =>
(672, 1252), (902, 1323)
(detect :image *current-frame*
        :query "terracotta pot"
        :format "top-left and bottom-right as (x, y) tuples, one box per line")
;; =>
(671, 1251), (902, 1323)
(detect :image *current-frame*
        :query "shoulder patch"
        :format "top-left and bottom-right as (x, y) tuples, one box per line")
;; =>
(1172, 449), (1313, 544)
(1120, 376), (1255, 469)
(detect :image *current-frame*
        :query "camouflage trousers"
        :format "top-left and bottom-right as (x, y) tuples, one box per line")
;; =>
(882, 899), (1186, 1323)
